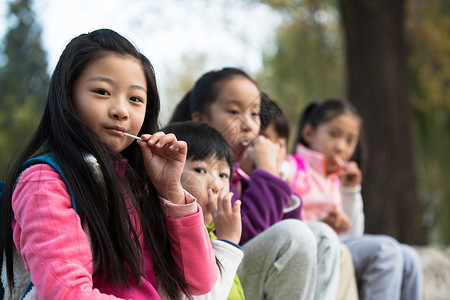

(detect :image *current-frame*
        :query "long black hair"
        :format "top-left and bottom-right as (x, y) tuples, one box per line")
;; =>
(0, 29), (191, 299)
(169, 67), (258, 123)
(294, 98), (367, 171)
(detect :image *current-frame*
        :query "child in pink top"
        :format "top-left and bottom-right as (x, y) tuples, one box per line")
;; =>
(288, 99), (423, 300)
(259, 95), (358, 300)
(0, 29), (216, 299)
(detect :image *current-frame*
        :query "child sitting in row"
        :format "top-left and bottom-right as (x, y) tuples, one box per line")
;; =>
(0, 29), (217, 299)
(252, 93), (359, 300)
(289, 99), (423, 300)
(163, 120), (244, 300)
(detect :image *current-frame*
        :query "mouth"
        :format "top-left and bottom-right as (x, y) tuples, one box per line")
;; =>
(333, 156), (345, 167)
(105, 126), (125, 136)
(238, 137), (255, 148)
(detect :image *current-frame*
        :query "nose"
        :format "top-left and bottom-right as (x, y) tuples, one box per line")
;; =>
(240, 112), (255, 132)
(208, 174), (220, 195)
(109, 96), (129, 120)
(335, 138), (346, 154)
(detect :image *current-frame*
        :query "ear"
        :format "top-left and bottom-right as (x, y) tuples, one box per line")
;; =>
(302, 123), (315, 145)
(191, 111), (206, 121)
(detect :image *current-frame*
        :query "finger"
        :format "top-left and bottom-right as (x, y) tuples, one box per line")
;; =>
(217, 187), (227, 211)
(151, 133), (177, 148)
(232, 199), (241, 215)
(146, 131), (165, 145)
(169, 140), (187, 154)
(221, 191), (233, 213)
(208, 189), (218, 213)
(344, 162), (360, 174)
(251, 135), (264, 147)
(140, 133), (152, 142)
(137, 139), (153, 160)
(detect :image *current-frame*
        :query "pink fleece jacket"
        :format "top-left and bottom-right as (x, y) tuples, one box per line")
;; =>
(12, 164), (217, 299)
(287, 145), (343, 223)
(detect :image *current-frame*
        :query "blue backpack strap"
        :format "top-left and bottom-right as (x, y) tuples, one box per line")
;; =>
(22, 153), (77, 213)
(20, 282), (34, 300)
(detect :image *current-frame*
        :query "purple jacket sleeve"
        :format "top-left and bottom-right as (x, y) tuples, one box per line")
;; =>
(282, 193), (303, 221)
(231, 169), (293, 244)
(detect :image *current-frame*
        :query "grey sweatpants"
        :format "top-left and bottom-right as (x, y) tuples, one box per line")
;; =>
(308, 221), (340, 300)
(237, 219), (317, 300)
(343, 234), (423, 300)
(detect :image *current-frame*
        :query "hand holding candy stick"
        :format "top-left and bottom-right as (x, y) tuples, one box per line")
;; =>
(339, 160), (362, 187)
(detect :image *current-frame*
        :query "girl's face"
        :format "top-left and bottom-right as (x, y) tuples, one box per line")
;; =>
(303, 112), (360, 174)
(263, 122), (287, 161)
(181, 156), (231, 225)
(193, 76), (261, 160)
(72, 54), (147, 154)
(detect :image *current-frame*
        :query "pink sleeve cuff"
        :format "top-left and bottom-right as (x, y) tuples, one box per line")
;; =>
(159, 190), (198, 218)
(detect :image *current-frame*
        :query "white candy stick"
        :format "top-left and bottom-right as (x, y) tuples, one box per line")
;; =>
(335, 157), (345, 167)
(123, 132), (142, 141)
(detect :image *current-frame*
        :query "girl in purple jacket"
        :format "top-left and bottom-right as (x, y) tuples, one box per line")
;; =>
(170, 67), (341, 300)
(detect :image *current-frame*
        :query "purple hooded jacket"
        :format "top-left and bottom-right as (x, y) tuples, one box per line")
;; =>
(231, 168), (302, 245)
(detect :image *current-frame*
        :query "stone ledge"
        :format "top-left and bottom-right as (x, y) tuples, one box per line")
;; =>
(414, 246), (450, 300)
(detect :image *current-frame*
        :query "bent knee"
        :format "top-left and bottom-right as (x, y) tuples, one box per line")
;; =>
(401, 244), (422, 273)
(309, 221), (340, 252)
(273, 219), (317, 257)
(365, 235), (403, 263)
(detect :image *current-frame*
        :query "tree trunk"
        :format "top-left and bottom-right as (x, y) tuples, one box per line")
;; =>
(338, 0), (426, 244)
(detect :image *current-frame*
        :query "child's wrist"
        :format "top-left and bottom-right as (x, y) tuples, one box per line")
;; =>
(158, 184), (185, 204)
(216, 232), (241, 245)
(256, 162), (278, 176)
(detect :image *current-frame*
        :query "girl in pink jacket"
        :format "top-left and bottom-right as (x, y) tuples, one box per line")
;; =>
(288, 99), (422, 300)
(0, 29), (217, 300)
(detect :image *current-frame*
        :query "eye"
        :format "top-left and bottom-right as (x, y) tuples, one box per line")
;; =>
(329, 131), (338, 138)
(194, 167), (206, 174)
(228, 109), (239, 115)
(219, 172), (229, 179)
(94, 89), (110, 96)
(251, 112), (260, 117)
(130, 96), (144, 103)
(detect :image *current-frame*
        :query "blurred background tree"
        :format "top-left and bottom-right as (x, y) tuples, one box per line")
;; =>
(257, 0), (345, 143)
(159, 53), (208, 125)
(0, 0), (49, 178)
(338, 0), (425, 244)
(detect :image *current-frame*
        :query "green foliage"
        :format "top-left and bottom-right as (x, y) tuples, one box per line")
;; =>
(0, 0), (49, 108)
(408, 1), (450, 244)
(0, 0), (48, 178)
(0, 97), (41, 179)
(259, 0), (344, 146)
